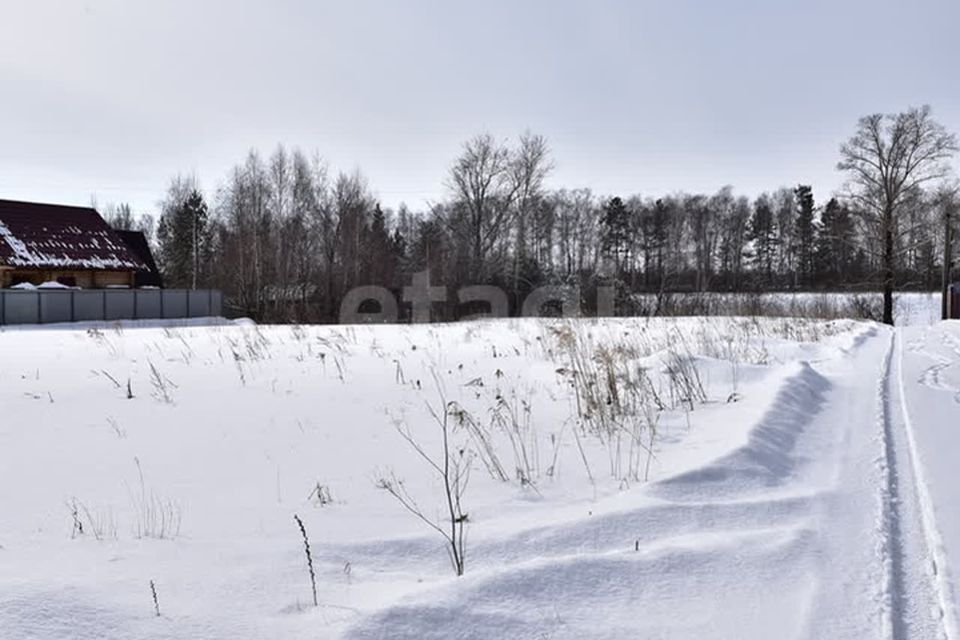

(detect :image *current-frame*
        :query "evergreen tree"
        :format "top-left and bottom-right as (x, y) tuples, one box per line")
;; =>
(794, 185), (816, 286)
(650, 199), (670, 283)
(815, 198), (838, 284)
(363, 204), (397, 287)
(748, 195), (778, 286)
(636, 199), (671, 289)
(815, 198), (857, 286)
(157, 186), (210, 288)
(600, 197), (631, 275)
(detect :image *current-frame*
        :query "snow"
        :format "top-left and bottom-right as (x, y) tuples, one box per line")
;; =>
(896, 321), (960, 637)
(1, 295), (959, 638)
(0, 218), (34, 265)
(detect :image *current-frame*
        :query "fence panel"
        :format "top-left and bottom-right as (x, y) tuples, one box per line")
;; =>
(0, 289), (223, 325)
(162, 290), (188, 319)
(3, 292), (41, 324)
(73, 291), (105, 322)
(211, 290), (223, 316)
(187, 290), (210, 317)
(135, 290), (163, 319)
(105, 290), (136, 320)
(39, 291), (72, 323)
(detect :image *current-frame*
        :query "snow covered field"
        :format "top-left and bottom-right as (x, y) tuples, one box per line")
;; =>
(2, 292), (959, 639)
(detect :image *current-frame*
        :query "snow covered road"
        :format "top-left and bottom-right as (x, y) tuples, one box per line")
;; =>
(894, 321), (960, 639)
(1, 315), (959, 639)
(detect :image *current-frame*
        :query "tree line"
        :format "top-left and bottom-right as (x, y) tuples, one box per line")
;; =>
(108, 106), (959, 324)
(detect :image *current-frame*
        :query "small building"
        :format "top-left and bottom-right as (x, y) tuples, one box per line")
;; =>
(0, 199), (149, 288)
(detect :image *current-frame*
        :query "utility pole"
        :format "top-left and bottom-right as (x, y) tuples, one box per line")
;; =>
(943, 195), (955, 320)
(192, 209), (198, 291)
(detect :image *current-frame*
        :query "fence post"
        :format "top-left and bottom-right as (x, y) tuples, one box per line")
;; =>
(36, 291), (41, 325)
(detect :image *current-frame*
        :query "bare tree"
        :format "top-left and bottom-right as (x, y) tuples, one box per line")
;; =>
(287, 150), (323, 312)
(268, 146), (293, 309)
(838, 105), (958, 324)
(447, 133), (519, 279)
(215, 153), (271, 315)
(333, 170), (375, 294)
(772, 187), (796, 286)
(102, 202), (136, 230)
(510, 132), (554, 295)
(552, 188), (598, 279)
(686, 192), (721, 293)
(719, 195), (751, 290)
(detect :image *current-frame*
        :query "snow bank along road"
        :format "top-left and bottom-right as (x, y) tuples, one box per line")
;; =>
(0, 312), (959, 639)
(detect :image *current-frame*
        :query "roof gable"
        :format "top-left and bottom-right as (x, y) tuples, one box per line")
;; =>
(0, 199), (147, 271)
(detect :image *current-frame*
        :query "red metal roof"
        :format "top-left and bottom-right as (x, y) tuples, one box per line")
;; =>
(0, 199), (147, 270)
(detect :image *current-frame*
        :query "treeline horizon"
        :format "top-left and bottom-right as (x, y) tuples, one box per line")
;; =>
(104, 107), (960, 323)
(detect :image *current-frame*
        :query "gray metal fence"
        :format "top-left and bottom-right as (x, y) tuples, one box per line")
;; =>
(0, 289), (223, 325)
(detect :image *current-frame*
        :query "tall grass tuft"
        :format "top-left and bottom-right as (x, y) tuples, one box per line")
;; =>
(293, 514), (318, 607)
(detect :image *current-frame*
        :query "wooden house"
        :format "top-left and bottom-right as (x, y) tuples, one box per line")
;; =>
(0, 199), (150, 288)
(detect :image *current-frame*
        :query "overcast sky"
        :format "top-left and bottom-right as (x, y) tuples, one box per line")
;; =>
(1, 0), (958, 216)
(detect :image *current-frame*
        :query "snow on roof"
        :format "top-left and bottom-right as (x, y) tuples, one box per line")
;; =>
(0, 199), (147, 271)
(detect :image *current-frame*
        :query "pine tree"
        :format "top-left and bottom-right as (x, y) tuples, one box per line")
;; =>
(748, 195), (778, 286)
(633, 199), (667, 289)
(157, 187), (210, 288)
(833, 202), (856, 282)
(794, 185), (816, 287)
(600, 197), (630, 276)
(815, 198), (838, 284)
(363, 204), (396, 287)
(815, 198), (857, 287)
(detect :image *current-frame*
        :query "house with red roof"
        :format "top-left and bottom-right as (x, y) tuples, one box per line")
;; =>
(0, 199), (153, 288)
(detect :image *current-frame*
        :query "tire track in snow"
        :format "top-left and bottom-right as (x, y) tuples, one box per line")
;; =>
(875, 330), (903, 640)
(894, 328), (960, 639)
(876, 327), (957, 640)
